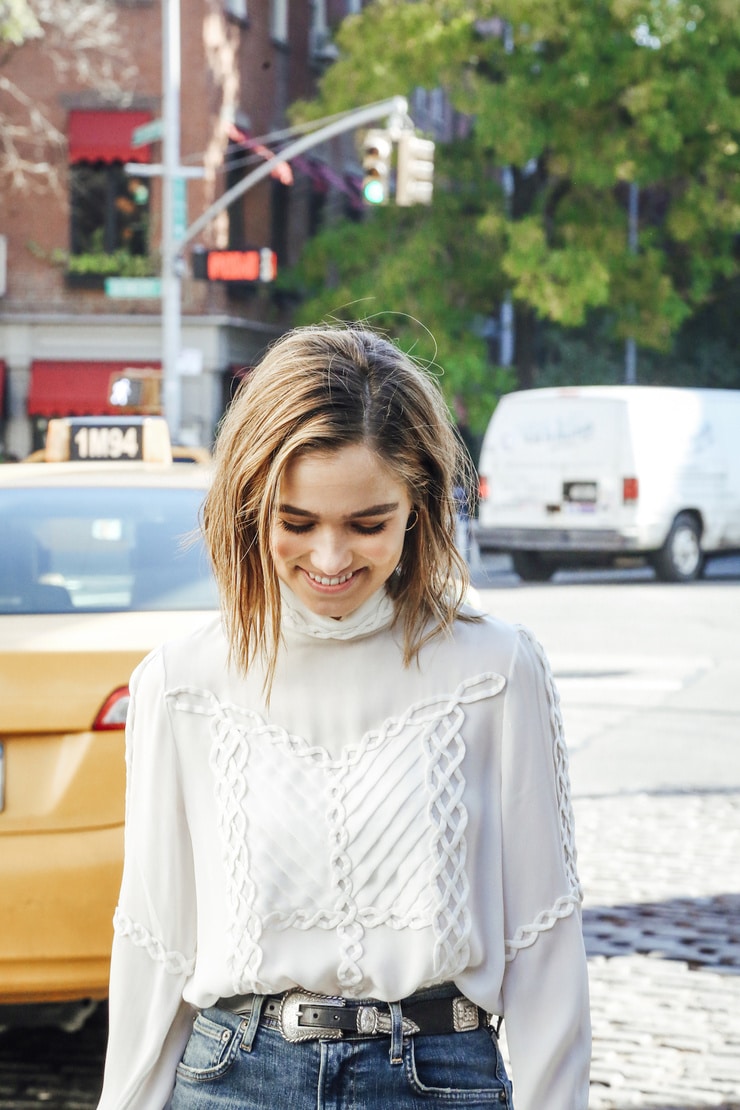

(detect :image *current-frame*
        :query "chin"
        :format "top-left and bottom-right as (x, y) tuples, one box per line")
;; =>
(310, 596), (358, 619)
(301, 585), (369, 619)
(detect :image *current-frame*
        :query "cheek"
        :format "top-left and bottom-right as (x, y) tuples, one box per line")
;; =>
(270, 528), (295, 565)
(371, 526), (407, 565)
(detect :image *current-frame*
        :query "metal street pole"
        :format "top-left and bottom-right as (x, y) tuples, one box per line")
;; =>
(625, 181), (639, 385)
(161, 0), (182, 438)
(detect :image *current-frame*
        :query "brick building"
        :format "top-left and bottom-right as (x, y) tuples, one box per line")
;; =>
(0, 0), (365, 456)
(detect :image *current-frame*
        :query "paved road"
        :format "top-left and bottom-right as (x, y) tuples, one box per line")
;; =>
(1, 561), (738, 1108)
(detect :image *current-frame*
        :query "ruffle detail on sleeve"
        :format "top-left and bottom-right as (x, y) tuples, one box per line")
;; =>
(504, 625), (583, 963)
(113, 906), (196, 977)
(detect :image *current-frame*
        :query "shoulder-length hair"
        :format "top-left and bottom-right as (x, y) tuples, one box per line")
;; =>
(202, 324), (474, 693)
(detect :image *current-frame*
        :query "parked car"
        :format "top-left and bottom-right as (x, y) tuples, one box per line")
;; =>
(0, 417), (218, 1026)
(476, 386), (740, 581)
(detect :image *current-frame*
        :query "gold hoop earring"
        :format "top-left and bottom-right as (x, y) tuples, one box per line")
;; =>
(405, 509), (419, 532)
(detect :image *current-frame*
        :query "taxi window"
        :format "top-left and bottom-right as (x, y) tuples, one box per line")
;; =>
(0, 487), (219, 614)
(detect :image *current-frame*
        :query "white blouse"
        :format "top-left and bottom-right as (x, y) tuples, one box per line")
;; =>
(98, 588), (591, 1109)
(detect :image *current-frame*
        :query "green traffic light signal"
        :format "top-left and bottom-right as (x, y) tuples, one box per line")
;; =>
(363, 177), (386, 205)
(361, 129), (392, 207)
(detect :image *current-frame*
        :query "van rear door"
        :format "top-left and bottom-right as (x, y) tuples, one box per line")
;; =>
(479, 391), (630, 541)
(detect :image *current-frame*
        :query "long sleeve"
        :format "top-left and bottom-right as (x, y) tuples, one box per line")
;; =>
(98, 650), (197, 1110)
(499, 627), (591, 1110)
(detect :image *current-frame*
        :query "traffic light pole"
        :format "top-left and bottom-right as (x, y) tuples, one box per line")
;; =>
(175, 96), (409, 252)
(161, 91), (409, 438)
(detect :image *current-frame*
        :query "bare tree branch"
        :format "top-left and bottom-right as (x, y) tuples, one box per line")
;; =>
(1, 0), (138, 190)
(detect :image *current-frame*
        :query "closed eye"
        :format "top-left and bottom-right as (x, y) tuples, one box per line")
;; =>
(351, 521), (387, 535)
(279, 520), (314, 534)
(278, 519), (389, 536)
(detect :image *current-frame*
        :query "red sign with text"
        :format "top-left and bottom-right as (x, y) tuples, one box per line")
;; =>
(192, 249), (277, 282)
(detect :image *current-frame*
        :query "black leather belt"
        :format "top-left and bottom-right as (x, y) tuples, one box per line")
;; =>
(216, 987), (489, 1044)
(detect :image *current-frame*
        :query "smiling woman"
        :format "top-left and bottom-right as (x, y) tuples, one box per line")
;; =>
(271, 443), (412, 619)
(98, 324), (591, 1110)
(201, 325), (472, 693)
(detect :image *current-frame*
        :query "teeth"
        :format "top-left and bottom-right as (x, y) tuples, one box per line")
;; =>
(307, 570), (354, 586)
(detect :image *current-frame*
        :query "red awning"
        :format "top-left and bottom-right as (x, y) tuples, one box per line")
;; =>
(68, 110), (153, 165)
(27, 360), (161, 417)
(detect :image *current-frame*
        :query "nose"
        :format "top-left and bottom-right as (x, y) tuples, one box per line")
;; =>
(309, 527), (352, 576)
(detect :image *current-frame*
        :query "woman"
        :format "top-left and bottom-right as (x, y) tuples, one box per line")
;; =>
(98, 325), (591, 1110)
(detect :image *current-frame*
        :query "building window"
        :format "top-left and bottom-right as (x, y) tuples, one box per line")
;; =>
(224, 0), (247, 20)
(225, 141), (247, 249)
(270, 179), (289, 266)
(66, 109), (153, 269)
(70, 164), (150, 258)
(271, 0), (288, 42)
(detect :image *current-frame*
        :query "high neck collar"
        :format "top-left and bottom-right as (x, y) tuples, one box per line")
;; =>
(280, 583), (396, 642)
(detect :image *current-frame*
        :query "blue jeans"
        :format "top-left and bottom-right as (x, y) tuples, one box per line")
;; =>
(169, 986), (513, 1109)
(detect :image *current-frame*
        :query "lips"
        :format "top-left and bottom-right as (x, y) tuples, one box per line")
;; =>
(305, 569), (357, 587)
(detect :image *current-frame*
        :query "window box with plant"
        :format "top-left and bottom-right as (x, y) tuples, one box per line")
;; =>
(66, 163), (154, 288)
(64, 249), (158, 288)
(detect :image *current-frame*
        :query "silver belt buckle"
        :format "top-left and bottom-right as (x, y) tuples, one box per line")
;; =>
(278, 989), (344, 1043)
(356, 1005), (420, 1036)
(453, 996), (480, 1032)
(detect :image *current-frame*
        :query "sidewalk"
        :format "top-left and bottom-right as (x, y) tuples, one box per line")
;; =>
(578, 789), (740, 1109)
(496, 789), (740, 1108)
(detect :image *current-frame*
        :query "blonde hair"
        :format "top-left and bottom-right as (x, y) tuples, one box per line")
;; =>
(202, 324), (474, 692)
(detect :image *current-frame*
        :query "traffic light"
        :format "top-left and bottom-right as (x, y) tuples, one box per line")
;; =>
(361, 129), (392, 205)
(396, 131), (435, 206)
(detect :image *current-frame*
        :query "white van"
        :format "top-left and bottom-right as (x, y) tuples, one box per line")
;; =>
(475, 385), (740, 581)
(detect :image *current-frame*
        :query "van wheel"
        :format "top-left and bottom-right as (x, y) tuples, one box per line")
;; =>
(512, 552), (556, 582)
(653, 513), (704, 582)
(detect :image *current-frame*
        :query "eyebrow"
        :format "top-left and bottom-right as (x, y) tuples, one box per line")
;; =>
(278, 502), (400, 520)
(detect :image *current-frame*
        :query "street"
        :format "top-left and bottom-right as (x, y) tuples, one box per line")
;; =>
(1, 559), (739, 1108)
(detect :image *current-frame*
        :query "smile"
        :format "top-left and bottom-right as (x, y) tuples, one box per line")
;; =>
(306, 569), (357, 587)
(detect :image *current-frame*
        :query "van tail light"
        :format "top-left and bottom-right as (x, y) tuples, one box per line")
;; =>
(479, 475), (490, 502)
(623, 477), (639, 504)
(93, 686), (130, 731)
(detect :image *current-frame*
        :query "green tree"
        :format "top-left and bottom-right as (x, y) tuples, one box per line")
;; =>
(288, 0), (740, 403)
(281, 139), (516, 429)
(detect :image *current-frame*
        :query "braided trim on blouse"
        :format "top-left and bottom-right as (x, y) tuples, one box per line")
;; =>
(113, 907), (195, 976)
(504, 894), (581, 961)
(167, 674), (505, 997)
(504, 626), (583, 963)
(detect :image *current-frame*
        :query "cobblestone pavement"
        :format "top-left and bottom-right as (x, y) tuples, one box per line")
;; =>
(576, 788), (740, 1109)
(0, 789), (738, 1108)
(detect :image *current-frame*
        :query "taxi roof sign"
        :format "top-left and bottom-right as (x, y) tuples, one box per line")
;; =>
(44, 416), (173, 465)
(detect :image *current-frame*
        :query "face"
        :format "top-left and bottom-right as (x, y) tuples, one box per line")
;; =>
(271, 442), (413, 619)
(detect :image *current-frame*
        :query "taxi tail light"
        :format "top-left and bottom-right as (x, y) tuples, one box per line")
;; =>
(93, 686), (131, 731)
(623, 477), (639, 504)
(479, 475), (490, 502)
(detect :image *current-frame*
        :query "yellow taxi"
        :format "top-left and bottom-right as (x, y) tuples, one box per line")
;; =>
(0, 417), (218, 1023)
